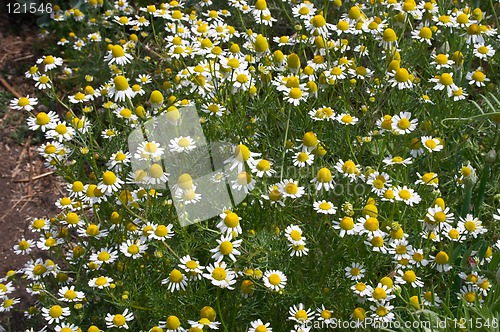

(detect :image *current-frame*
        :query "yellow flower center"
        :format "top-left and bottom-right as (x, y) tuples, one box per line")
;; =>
(398, 189), (411, 200)
(86, 224), (100, 237)
(177, 173), (193, 190)
(435, 251), (449, 264)
(371, 236), (384, 247)
(102, 171), (117, 185)
(319, 202), (332, 211)
(456, 13), (469, 24)
(149, 90), (164, 104)
(18, 97), (31, 107)
(113, 314), (126, 326)
(425, 139), (437, 149)
(477, 46), (489, 54)
(114, 76), (129, 91)
(383, 28), (397, 42)
(403, 270), (417, 282)
(317, 168), (332, 183)
(395, 68), (410, 83)
(55, 124), (68, 134)
(364, 217), (379, 231)
(64, 289), (77, 300)
(35, 112), (50, 125)
(311, 15), (326, 28)
(439, 73), (453, 85)
(212, 267), (227, 281)
(376, 306), (389, 317)
(278, 183), (296, 196)
(127, 244), (139, 254)
(351, 268), (360, 276)
(111, 45), (125, 58)
(234, 144), (251, 162)
(372, 287), (387, 300)
(464, 292), (475, 303)
(257, 159), (271, 171)
(49, 305), (63, 318)
(98, 251), (111, 261)
(341, 114), (353, 123)
(255, 34), (269, 52)
(220, 241), (233, 255)
(289, 88), (303, 100)
(464, 220), (476, 232)
(472, 71), (485, 82)
(237, 172), (252, 185)
(166, 316), (181, 329)
(169, 269), (183, 283)
(340, 217), (354, 230)
(268, 273), (281, 285)
(419, 27), (432, 39)
(155, 225), (169, 237)
(342, 160), (357, 173)
(44, 55), (55, 64)
(297, 152), (309, 162)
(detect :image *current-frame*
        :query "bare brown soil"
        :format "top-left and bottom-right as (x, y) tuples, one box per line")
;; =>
(0, 12), (60, 330)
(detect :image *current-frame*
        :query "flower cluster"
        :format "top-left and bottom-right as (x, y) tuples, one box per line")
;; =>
(4, 0), (500, 331)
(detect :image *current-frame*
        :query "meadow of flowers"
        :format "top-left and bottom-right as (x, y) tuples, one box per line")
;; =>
(3, 0), (500, 331)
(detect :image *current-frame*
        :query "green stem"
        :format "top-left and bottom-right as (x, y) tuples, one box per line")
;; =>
(280, 107), (291, 182)
(217, 288), (229, 332)
(461, 184), (473, 217)
(474, 163), (490, 216)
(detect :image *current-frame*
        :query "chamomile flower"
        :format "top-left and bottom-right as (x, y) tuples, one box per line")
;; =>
(368, 283), (396, 303)
(10, 95), (38, 111)
(430, 251), (452, 272)
(41, 305), (71, 324)
(415, 172), (439, 187)
(313, 200), (337, 215)
(263, 269), (287, 292)
(466, 68), (490, 87)
(345, 263), (365, 281)
(104, 44), (133, 65)
(332, 216), (357, 237)
(335, 159), (361, 182)
(105, 309), (134, 329)
(382, 155), (413, 168)
(292, 151), (314, 167)
(248, 319), (272, 332)
(408, 248), (429, 268)
(430, 53), (454, 70)
(311, 167), (335, 191)
(13, 238), (35, 255)
(457, 214), (487, 238)
(58, 286), (85, 302)
(387, 68), (413, 90)
(135, 141), (165, 161)
(97, 171), (124, 195)
(394, 186), (421, 206)
(337, 113), (359, 126)
(89, 247), (119, 266)
(46, 121), (75, 142)
(178, 255), (205, 281)
(389, 239), (413, 261)
(351, 282), (372, 297)
(357, 215), (383, 237)
(285, 225), (305, 246)
(366, 172), (392, 196)
(422, 290), (441, 307)
(231, 171), (255, 193)
(36, 55), (63, 71)
(107, 151), (131, 171)
(421, 136), (443, 152)
(119, 239), (147, 259)
(108, 75), (135, 102)
(217, 210), (242, 236)
(289, 242), (309, 257)
(395, 269), (424, 288)
(283, 86), (308, 106)
(149, 224), (174, 240)
(411, 26), (433, 45)
(88, 276), (113, 289)
(369, 303), (395, 323)
(250, 159), (275, 177)
(203, 261), (237, 290)
(280, 179), (305, 198)
(309, 106), (335, 122)
(391, 112), (418, 135)
(288, 303), (315, 324)
(210, 234), (243, 262)
(473, 44), (495, 60)
(162, 269), (188, 292)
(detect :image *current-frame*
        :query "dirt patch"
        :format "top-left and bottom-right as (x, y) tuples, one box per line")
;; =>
(0, 11), (61, 330)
